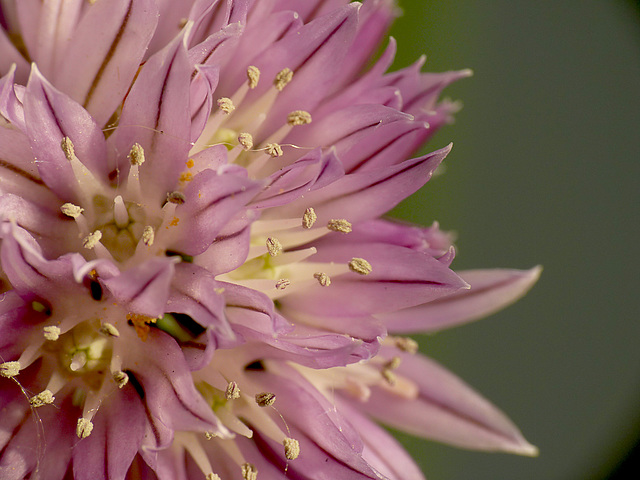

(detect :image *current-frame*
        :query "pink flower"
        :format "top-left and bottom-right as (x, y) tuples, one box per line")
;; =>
(0, 1), (540, 479)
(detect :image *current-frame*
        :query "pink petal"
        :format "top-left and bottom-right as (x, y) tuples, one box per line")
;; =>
(379, 267), (542, 333)
(55, 0), (159, 127)
(362, 349), (538, 455)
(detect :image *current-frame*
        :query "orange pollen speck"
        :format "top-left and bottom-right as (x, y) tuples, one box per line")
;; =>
(126, 313), (158, 341)
(186, 159), (194, 168)
(167, 217), (180, 227)
(179, 172), (193, 182)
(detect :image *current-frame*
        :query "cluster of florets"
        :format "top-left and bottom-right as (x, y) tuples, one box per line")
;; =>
(0, 1), (538, 479)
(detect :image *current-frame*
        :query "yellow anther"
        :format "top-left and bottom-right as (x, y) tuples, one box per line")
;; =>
(313, 272), (331, 287)
(128, 143), (145, 166)
(76, 418), (94, 438)
(327, 219), (352, 233)
(238, 132), (254, 150)
(302, 207), (317, 228)
(217, 97), (235, 114)
(287, 110), (312, 126)
(283, 437), (300, 460)
(225, 381), (241, 400)
(247, 65), (260, 89)
(266, 237), (283, 256)
(265, 143), (283, 157)
(348, 257), (372, 275)
(255, 391), (276, 407)
(274, 67), (293, 91)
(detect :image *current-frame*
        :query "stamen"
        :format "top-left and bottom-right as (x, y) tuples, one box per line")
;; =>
(99, 323), (120, 337)
(274, 68), (293, 91)
(327, 219), (352, 233)
(207, 474), (221, 480)
(113, 195), (129, 229)
(225, 381), (241, 400)
(348, 257), (372, 275)
(313, 272), (331, 287)
(61, 137), (106, 200)
(283, 437), (300, 460)
(70, 351), (88, 371)
(275, 278), (291, 290)
(265, 143), (283, 157)
(43, 326), (61, 341)
(301, 207), (317, 229)
(217, 97), (235, 114)
(76, 418), (94, 438)
(128, 143), (145, 166)
(167, 191), (186, 205)
(255, 392), (276, 407)
(238, 132), (254, 150)
(247, 65), (260, 89)
(142, 225), (155, 246)
(60, 203), (84, 218)
(0, 361), (20, 378)
(113, 370), (129, 388)
(29, 389), (55, 407)
(287, 110), (312, 126)
(394, 336), (418, 354)
(83, 230), (103, 249)
(242, 463), (258, 480)
(266, 237), (283, 257)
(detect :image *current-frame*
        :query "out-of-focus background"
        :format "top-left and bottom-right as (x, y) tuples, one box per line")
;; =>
(387, 1), (640, 479)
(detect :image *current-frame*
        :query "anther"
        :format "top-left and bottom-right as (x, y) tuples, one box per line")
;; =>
(265, 143), (283, 157)
(274, 67), (293, 91)
(394, 336), (419, 354)
(287, 110), (312, 126)
(283, 437), (300, 460)
(0, 361), (20, 378)
(385, 357), (402, 370)
(275, 278), (291, 290)
(255, 392), (276, 407)
(100, 323), (120, 337)
(313, 272), (331, 287)
(242, 463), (258, 480)
(43, 326), (61, 341)
(113, 371), (129, 388)
(217, 97), (235, 114)
(348, 257), (372, 275)
(266, 237), (283, 257)
(206, 474), (221, 480)
(61, 136), (75, 161)
(302, 207), (317, 229)
(83, 230), (103, 249)
(61, 203), (84, 218)
(139, 226), (154, 247)
(128, 143), (145, 166)
(238, 132), (254, 150)
(29, 390), (55, 407)
(327, 219), (352, 233)
(381, 368), (397, 385)
(76, 418), (94, 438)
(225, 381), (241, 400)
(247, 65), (260, 89)
(167, 191), (186, 205)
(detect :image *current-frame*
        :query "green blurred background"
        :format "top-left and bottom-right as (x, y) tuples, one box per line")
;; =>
(387, 1), (640, 479)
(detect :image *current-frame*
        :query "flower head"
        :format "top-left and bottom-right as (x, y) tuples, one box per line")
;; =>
(0, 1), (539, 479)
